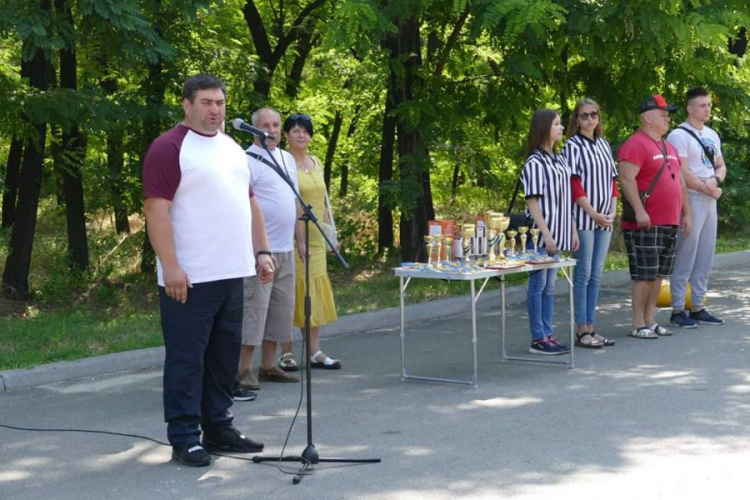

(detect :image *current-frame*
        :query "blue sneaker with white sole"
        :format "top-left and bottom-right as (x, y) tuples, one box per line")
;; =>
(669, 311), (698, 329)
(689, 309), (724, 325)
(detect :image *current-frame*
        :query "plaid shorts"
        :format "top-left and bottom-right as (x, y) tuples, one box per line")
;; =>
(623, 226), (678, 281)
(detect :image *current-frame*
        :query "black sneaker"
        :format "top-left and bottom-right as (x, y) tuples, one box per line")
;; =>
(172, 443), (211, 467)
(202, 427), (264, 453)
(232, 385), (257, 402)
(689, 309), (724, 325)
(669, 310), (698, 329)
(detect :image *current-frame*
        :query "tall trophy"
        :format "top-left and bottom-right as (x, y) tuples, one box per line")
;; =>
(518, 226), (529, 254)
(423, 235), (435, 267)
(505, 229), (518, 257)
(443, 235), (453, 262)
(487, 218), (500, 262)
(461, 224), (475, 261)
(492, 215), (511, 260)
(530, 227), (541, 254)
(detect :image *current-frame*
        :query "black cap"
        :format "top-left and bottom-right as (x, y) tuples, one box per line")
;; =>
(639, 94), (678, 113)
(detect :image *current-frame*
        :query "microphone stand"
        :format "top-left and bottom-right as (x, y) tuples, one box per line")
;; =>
(246, 134), (380, 483)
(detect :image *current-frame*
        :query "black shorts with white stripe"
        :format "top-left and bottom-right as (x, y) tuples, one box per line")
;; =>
(623, 226), (678, 281)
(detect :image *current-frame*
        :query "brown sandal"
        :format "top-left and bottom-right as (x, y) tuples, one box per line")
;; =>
(575, 332), (604, 349)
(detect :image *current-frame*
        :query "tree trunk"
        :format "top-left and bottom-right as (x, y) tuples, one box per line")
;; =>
(58, 0), (89, 270)
(339, 113), (359, 198)
(451, 161), (460, 198)
(323, 110), (343, 189)
(377, 87), (396, 253)
(99, 72), (130, 234)
(243, 0), (327, 105)
(285, 28), (317, 98)
(1, 136), (23, 228)
(392, 16), (434, 262)
(3, 38), (51, 299)
(729, 27), (747, 57)
(140, 60), (165, 274)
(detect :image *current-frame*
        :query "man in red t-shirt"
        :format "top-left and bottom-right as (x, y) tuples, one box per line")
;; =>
(618, 94), (692, 340)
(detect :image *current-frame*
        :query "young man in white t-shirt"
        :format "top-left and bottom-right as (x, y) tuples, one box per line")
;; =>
(667, 87), (727, 328)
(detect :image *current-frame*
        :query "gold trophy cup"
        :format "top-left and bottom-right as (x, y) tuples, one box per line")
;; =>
(518, 226), (529, 254)
(505, 229), (518, 257)
(487, 218), (500, 262)
(443, 235), (453, 262)
(495, 216), (511, 258)
(424, 235), (434, 266)
(530, 227), (541, 254)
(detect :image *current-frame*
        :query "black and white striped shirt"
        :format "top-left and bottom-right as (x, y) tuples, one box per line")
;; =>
(562, 134), (618, 231)
(521, 149), (574, 251)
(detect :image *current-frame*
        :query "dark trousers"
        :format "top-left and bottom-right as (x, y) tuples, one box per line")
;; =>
(159, 278), (243, 447)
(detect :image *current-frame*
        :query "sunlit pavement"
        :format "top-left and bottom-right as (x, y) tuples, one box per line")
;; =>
(1, 261), (749, 499)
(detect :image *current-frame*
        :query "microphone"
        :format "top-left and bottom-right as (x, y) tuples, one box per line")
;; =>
(231, 118), (271, 140)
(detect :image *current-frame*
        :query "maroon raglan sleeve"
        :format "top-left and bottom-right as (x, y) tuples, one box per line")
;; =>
(143, 126), (188, 201)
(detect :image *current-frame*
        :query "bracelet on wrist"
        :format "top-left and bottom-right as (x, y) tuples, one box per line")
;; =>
(256, 250), (272, 257)
(714, 175), (721, 185)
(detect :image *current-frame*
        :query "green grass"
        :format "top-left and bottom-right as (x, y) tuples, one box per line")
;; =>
(1, 224), (748, 370)
(0, 308), (162, 369)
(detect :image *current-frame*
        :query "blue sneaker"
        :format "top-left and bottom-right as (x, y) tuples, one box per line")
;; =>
(546, 336), (571, 353)
(669, 311), (698, 329)
(689, 309), (724, 325)
(529, 338), (565, 355)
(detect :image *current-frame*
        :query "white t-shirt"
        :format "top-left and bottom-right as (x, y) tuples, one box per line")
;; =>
(667, 122), (722, 189)
(143, 125), (255, 286)
(246, 144), (299, 252)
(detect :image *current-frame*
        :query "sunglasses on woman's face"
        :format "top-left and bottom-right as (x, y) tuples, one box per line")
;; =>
(578, 111), (599, 121)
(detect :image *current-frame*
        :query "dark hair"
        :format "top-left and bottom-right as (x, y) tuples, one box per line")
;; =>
(686, 86), (709, 105)
(283, 113), (314, 137)
(182, 74), (226, 103)
(526, 109), (560, 157)
(566, 98), (603, 139)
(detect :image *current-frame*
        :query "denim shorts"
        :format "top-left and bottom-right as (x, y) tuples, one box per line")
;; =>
(623, 226), (678, 281)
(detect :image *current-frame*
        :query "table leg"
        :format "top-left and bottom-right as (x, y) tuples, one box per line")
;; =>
(470, 279), (478, 387)
(399, 276), (406, 381)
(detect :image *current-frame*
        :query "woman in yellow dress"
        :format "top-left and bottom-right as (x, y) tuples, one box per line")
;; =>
(278, 114), (341, 370)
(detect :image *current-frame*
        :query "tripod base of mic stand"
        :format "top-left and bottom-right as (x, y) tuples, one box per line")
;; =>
(252, 444), (381, 484)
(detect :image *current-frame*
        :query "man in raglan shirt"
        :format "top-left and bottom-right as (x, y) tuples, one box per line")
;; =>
(143, 74), (275, 467)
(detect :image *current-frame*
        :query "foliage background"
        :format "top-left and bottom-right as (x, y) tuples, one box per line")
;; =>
(0, 0), (749, 301)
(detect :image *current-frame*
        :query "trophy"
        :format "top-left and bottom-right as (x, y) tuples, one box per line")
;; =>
(518, 226), (529, 254)
(487, 218), (501, 262)
(461, 224), (475, 261)
(530, 227), (541, 254)
(443, 235), (453, 262)
(494, 215), (510, 259)
(424, 235), (436, 267)
(433, 234), (443, 266)
(505, 229), (518, 257)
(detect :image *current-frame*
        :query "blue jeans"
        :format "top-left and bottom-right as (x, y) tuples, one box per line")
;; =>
(572, 229), (612, 327)
(527, 249), (557, 341)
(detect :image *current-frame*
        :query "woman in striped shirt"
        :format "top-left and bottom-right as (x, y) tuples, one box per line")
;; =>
(522, 109), (579, 355)
(563, 99), (619, 349)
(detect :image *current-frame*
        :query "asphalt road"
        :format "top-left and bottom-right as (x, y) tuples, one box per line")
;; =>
(1, 257), (749, 499)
